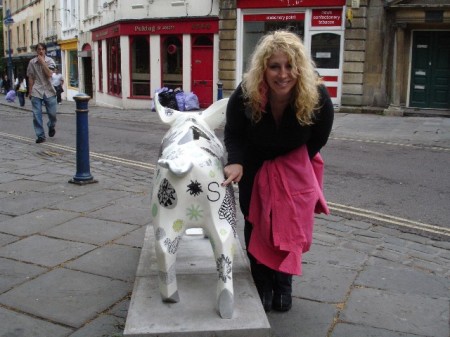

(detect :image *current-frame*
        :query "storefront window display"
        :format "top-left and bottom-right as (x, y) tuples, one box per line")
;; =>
(68, 50), (79, 88)
(311, 33), (341, 69)
(242, 13), (305, 73)
(162, 35), (183, 90)
(107, 36), (121, 96)
(130, 36), (150, 96)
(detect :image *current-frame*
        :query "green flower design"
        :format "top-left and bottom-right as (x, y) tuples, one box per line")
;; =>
(186, 204), (204, 221)
(172, 219), (184, 232)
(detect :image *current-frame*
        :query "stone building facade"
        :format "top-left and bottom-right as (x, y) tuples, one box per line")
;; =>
(218, 0), (450, 115)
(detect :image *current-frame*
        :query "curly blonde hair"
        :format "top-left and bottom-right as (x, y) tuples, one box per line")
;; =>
(242, 30), (321, 125)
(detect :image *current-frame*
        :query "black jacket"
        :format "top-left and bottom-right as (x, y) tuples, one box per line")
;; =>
(224, 83), (334, 216)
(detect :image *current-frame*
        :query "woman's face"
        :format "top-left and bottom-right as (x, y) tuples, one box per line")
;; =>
(264, 51), (297, 100)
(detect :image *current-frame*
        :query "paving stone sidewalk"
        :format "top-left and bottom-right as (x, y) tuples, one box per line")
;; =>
(0, 102), (449, 336)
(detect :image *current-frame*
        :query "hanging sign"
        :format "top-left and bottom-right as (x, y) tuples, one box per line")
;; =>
(244, 13), (305, 22)
(311, 9), (342, 27)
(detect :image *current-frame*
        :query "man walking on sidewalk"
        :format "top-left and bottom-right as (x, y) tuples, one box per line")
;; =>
(27, 42), (57, 144)
(51, 67), (64, 105)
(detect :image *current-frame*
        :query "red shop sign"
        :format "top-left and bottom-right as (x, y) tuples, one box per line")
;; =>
(311, 9), (342, 27)
(244, 13), (305, 22)
(238, 0), (345, 8)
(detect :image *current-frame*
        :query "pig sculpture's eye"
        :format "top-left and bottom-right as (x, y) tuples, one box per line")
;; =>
(192, 126), (209, 141)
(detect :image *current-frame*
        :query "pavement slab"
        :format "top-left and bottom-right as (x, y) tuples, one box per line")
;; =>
(0, 235), (96, 267)
(303, 242), (368, 270)
(66, 243), (142, 282)
(115, 226), (147, 248)
(68, 314), (125, 337)
(0, 232), (18, 246)
(0, 307), (73, 337)
(267, 298), (337, 337)
(341, 287), (449, 337)
(0, 209), (79, 236)
(293, 261), (358, 303)
(0, 190), (68, 216)
(0, 257), (47, 293)
(42, 216), (139, 245)
(88, 203), (151, 226)
(356, 257), (450, 298)
(54, 188), (129, 213)
(0, 268), (131, 328)
(330, 323), (420, 337)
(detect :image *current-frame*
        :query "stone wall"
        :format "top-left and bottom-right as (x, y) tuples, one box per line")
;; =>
(342, 0), (389, 112)
(218, 0), (389, 111)
(341, 0), (367, 108)
(219, 0), (238, 97)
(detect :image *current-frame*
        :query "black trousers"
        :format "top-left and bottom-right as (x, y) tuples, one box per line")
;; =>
(54, 86), (62, 103)
(244, 220), (292, 294)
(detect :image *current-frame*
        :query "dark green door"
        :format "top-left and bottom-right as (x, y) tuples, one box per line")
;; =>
(410, 31), (450, 109)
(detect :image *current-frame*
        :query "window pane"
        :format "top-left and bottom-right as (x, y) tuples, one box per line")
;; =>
(162, 35), (182, 89)
(311, 33), (340, 69)
(131, 36), (150, 96)
(243, 19), (304, 73)
(107, 37), (121, 96)
(98, 44), (103, 92)
(68, 50), (78, 87)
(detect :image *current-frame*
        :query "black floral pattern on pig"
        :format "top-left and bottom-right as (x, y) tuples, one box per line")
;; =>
(158, 178), (177, 208)
(187, 180), (203, 196)
(216, 254), (232, 283)
(218, 185), (237, 237)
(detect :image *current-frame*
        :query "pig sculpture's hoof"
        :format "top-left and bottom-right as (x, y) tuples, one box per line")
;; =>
(162, 290), (180, 303)
(217, 289), (234, 319)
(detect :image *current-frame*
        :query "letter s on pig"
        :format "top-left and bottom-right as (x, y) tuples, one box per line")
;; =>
(207, 182), (221, 202)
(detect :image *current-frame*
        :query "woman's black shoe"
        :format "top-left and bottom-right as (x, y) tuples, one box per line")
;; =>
(258, 290), (273, 312)
(272, 293), (292, 312)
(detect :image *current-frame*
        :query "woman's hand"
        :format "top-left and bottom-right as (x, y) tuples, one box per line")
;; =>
(222, 164), (243, 186)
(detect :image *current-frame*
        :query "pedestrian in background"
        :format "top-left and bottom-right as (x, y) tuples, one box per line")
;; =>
(2, 74), (11, 94)
(27, 42), (58, 144)
(222, 30), (334, 312)
(51, 67), (64, 104)
(15, 74), (28, 107)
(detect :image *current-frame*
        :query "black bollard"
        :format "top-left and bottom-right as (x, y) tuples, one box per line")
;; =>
(69, 93), (98, 185)
(217, 81), (223, 100)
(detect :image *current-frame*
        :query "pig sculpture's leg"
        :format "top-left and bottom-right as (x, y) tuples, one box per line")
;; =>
(207, 219), (236, 319)
(154, 221), (184, 303)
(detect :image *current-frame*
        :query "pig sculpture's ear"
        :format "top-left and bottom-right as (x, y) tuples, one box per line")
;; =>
(200, 98), (229, 130)
(154, 92), (182, 125)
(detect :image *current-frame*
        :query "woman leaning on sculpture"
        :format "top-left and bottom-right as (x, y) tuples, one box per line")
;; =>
(222, 30), (334, 312)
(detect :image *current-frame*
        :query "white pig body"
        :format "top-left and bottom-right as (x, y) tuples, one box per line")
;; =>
(150, 94), (237, 319)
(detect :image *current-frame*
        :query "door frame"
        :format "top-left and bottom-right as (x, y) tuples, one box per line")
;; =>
(407, 29), (450, 109)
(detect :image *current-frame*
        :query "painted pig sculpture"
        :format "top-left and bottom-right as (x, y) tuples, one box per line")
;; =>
(150, 93), (237, 319)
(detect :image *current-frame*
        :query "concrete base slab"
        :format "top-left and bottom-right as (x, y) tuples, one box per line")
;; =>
(124, 226), (271, 337)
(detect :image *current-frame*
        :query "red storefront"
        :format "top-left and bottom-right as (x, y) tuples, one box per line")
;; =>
(92, 18), (219, 109)
(236, 0), (346, 107)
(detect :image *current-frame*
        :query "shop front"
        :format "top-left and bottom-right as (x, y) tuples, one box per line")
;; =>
(236, 0), (346, 107)
(60, 39), (79, 102)
(92, 17), (219, 110)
